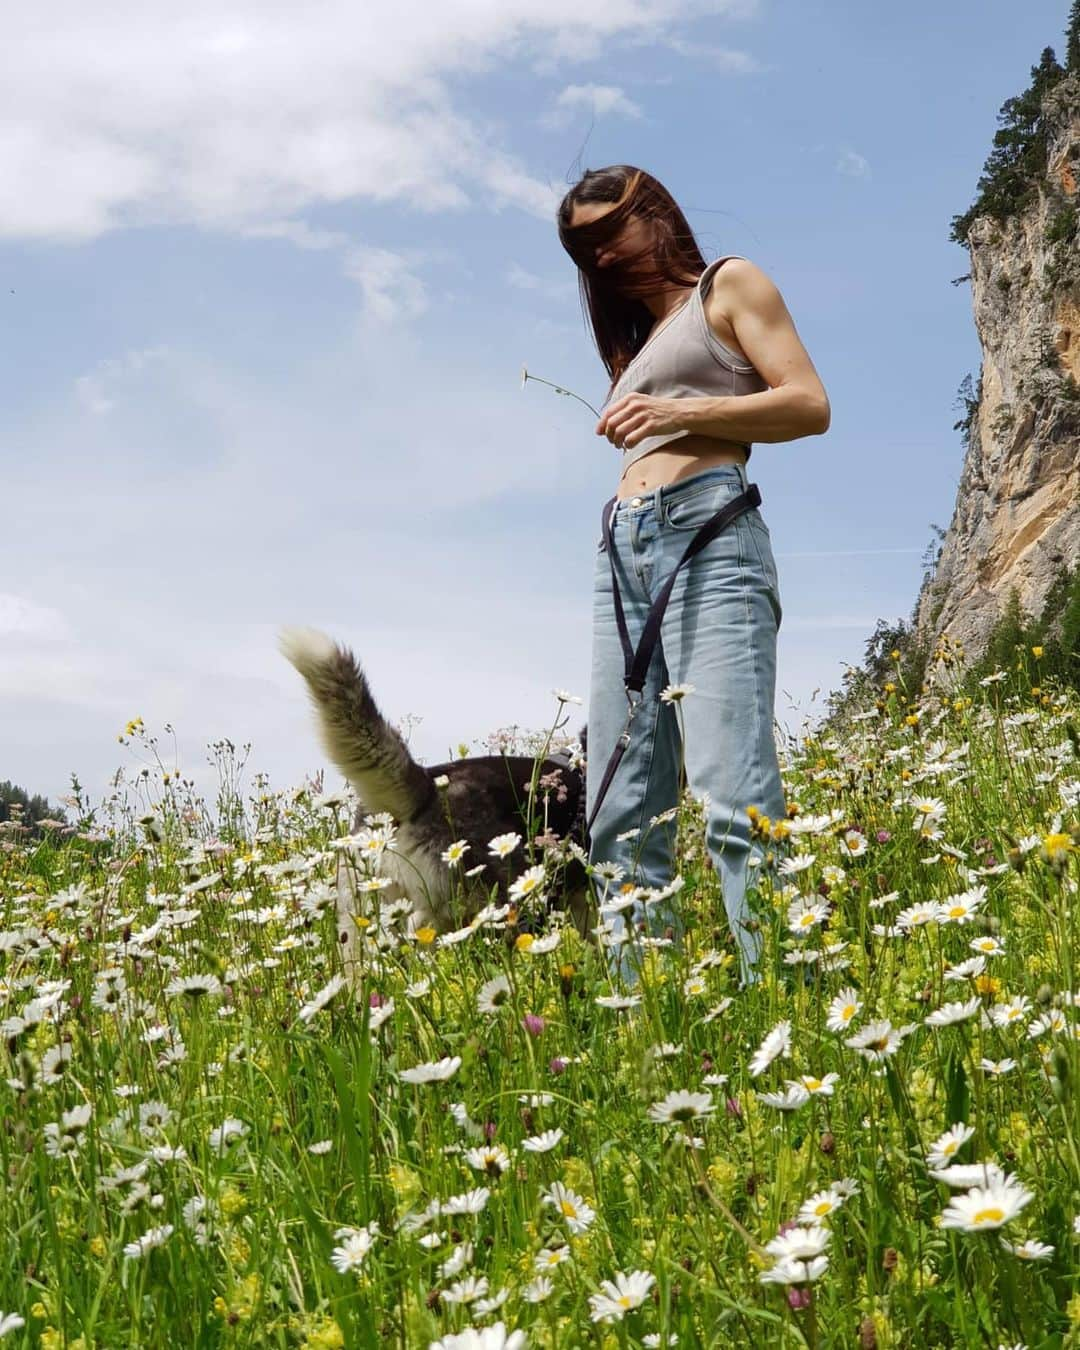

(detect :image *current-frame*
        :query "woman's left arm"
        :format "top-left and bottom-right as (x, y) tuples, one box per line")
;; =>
(680, 259), (830, 443)
(595, 260), (831, 449)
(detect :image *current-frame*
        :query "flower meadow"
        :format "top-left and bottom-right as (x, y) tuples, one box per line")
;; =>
(1, 642), (1079, 1349)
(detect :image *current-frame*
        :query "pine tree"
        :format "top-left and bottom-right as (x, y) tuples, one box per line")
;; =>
(0, 780), (65, 831)
(1066, 0), (1080, 72)
(950, 46), (1067, 244)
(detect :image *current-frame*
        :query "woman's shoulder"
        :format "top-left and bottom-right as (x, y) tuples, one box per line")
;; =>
(702, 256), (784, 331)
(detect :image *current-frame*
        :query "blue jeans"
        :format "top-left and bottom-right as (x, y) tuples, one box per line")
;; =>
(586, 462), (786, 988)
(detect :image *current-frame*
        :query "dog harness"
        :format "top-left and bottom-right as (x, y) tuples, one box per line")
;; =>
(584, 479), (763, 838)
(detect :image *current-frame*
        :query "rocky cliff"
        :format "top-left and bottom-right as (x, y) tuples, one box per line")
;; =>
(911, 68), (1080, 670)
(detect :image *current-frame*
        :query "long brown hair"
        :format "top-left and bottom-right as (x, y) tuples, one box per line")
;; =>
(556, 165), (708, 397)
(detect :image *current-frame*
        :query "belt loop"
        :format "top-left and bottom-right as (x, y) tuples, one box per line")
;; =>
(734, 458), (749, 494)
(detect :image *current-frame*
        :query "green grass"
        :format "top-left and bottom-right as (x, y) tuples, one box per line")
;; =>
(0, 646), (1078, 1349)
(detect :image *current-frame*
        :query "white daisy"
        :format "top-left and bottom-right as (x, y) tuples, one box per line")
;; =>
(441, 1275), (489, 1305)
(766, 1224), (830, 1261)
(660, 684), (695, 703)
(926, 1122), (975, 1168)
(522, 1128), (564, 1153)
(534, 1246), (570, 1270)
(330, 1223), (379, 1274)
(788, 1072), (839, 1096)
(441, 840), (471, 867)
(999, 1237), (1054, 1260)
(429, 1317), (526, 1350)
(936, 885), (987, 924)
(588, 1269), (656, 1322)
(208, 1117), (248, 1152)
(463, 1145), (511, 1175)
(476, 975), (511, 1015)
(757, 1084), (811, 1111)
(749, 1019), (792, 1077)
(797, 1188), (849, 1224)
(438, 1242), (474, 1278)
(826, 988), (862, 1033)
(925, 997), (981, 1028)
(944, 956), (987, 981)
(509, 865), (547, 902)
(542, 1182), (596, 1234)
(399, 1056), (461, 1085)
(759, 1255), (829, 1286)
(298, 973), (347, 1023)
(990, 997), (1031, 1028)
(488, 833), (522, 859)
(595, 993), (642, 1010)
(787, 898), (831, 933)
(928, 1161), (1005, 1189)
(939, 1175), (1033, 1231)
(845, 1019), (913, 1061)
(441, 1187), (491, 1215)
(647, 1090), (715, 1124)
(122, 1223), (175, 1260)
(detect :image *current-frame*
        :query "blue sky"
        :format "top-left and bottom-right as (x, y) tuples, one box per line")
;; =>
(1, 0), (1071, 810)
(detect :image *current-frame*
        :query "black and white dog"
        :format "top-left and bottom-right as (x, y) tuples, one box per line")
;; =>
(279, 628), (592, 958)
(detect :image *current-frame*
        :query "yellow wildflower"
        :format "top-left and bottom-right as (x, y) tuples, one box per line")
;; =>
(214, 1273), (260, 1324)
(219, 1185), (247, 1218)
(302, 1319), (346, 1350)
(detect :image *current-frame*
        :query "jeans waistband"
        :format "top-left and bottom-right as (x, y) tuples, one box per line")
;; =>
(609, 462), (750, 523)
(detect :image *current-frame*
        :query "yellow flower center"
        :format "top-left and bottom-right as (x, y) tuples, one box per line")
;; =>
(973, 1207), (1004, 1225)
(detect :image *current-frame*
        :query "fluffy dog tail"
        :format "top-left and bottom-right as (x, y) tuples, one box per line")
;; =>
(278, 626), (434, 823)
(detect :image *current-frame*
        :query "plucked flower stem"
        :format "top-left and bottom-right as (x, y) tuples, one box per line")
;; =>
(521, 365), (602, 420)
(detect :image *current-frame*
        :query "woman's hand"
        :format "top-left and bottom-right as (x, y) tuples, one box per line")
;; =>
(595, 393), (685, 450)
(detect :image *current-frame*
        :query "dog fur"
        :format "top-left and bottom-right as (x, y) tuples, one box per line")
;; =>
(279, 627), (592, 968)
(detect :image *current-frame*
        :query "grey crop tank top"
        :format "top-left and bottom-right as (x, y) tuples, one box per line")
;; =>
(600, 255), (767, 472)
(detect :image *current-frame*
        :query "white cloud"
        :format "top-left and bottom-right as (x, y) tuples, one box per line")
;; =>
(504, 262), (578, 305)
(74, 347), (170, 416)
(539, 83), (646, 131)
(0, 0), (758, 242)
(836, 148), (871, 179)
(0, 594), (70, 641)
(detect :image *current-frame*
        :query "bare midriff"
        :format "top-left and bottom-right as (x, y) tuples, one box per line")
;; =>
(615, 439), (747, 501)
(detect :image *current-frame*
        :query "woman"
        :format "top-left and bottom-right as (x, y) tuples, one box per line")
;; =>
(557, 165), (830, 988)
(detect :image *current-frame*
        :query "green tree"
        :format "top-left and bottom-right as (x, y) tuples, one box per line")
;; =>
(0, 780), (67, 834)
(950, 46), (1067, 245)
(1067, 0), (1080, 72)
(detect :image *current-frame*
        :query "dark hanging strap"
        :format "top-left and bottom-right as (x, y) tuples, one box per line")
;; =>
(585, 482), (762, 838)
